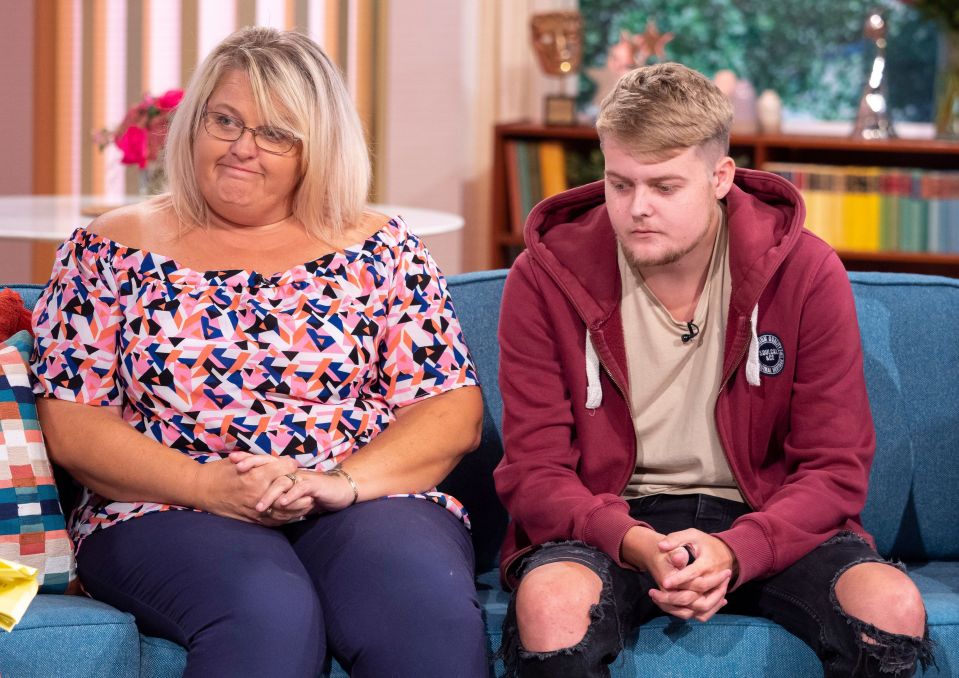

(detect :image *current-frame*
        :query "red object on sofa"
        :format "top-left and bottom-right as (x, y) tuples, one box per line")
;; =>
(0, 289), (33, 342)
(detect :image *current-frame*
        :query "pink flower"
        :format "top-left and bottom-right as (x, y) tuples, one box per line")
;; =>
(95, 88), (184, 168)
(115, 125), (149, 168)
(156, 89), (184, 111)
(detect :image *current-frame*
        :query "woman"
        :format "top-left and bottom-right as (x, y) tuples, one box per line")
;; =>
(31, 27), (487, 678)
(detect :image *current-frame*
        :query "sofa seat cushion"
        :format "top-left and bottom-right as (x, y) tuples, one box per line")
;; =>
(0, 593), (139, 677)
(477, 562), (957, 677)
(138, 635), (186, 678)
(138, 634), (355, 678)
(908, 560), (959, 677)
(15, 563), (956, 678)
(137, 630), (352, 678)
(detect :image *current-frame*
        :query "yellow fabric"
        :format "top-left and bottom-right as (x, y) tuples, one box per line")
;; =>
(0, 557), (39, 632)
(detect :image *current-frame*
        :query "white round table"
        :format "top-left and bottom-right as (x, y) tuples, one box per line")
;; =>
(0, 196), (465, 281)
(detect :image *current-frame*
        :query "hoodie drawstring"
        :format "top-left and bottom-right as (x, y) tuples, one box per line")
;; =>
(585, 331), (603, 409)
(745, 304), (761, 387)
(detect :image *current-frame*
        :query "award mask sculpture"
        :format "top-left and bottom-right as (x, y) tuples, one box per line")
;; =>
(530, 11), (584, 125)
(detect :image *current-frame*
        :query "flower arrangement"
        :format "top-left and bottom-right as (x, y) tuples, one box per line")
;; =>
(96, 89), (183, 170)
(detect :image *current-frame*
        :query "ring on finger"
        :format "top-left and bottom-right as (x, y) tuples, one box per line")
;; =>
(284, 472), (299, 485)
(263, 506), (274, 518)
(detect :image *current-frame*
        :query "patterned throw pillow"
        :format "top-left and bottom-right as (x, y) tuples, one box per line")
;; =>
(0, 330), (76, 592)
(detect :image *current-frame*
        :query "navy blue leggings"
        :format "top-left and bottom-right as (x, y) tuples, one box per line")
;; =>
(77, 498), (488, 678)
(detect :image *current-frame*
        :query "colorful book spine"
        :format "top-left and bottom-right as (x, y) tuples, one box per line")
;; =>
(539, 141), (568, 198)
(843, 171), (868, 251)
(526, 141), (542, 214)
(879, 171), (900, 252)
(845, 168), (881, 252)
(898, 170), (928, 253)
(763, 162), (959, 256)
(805, 168), (829, 245)
(514, 141), (536, 231)
(823, 168), (846, 250)
(945, 174), (959, 252)
(504, 141), (525, 235)
(923, 173), (943, 253)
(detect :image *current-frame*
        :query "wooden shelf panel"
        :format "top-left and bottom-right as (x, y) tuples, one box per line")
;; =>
(495, 122), (600, 140)
(838, 251), (959, 277)
(745, 133), (959, 155)
(496, 122), (959, 155)
(496, 232), (524, 246)
(497, 122), (959, 155)
(836, 250), (959, 265)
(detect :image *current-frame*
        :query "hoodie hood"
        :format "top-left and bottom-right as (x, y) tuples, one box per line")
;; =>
(522, 167), (807, 400)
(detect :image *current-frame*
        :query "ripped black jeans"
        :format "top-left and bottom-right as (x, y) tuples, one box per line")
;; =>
(500, 494), (934, 678)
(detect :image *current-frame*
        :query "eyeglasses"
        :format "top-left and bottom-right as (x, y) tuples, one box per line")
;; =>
(202, 111), (300, 155)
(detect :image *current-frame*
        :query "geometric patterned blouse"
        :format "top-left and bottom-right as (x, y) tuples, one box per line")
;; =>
(30, 217), (478, 548)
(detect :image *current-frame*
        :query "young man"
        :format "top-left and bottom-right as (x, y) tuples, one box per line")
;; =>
(494, 63), (933, 677)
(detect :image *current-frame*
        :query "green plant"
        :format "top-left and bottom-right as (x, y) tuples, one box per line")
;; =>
(578, 0), (939, 122)
(901, 0), (959, 32)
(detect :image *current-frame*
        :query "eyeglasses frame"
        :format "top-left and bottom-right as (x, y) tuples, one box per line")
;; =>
(200, 109), (301, 155)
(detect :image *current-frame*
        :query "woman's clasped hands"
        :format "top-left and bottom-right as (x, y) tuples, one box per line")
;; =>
(226, 452), (357, 525)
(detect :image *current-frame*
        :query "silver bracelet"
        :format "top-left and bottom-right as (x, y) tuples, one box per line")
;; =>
(324, 466), (359, 506)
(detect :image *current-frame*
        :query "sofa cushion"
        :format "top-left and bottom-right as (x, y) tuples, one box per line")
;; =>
(0, 329), (76, 592)
(138, 634), (187, 678)
(851, 273), (959, 561)
(441, 272), (510, 572)
(478, 562), (956, 677)
(136, 632), (353, 678)
(0, 593), (140, 677)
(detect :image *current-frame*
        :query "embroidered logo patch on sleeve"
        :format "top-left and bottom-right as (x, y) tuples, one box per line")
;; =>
(757, 333), (785, 376)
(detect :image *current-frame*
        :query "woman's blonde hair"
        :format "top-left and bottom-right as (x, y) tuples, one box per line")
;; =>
(596, 62), (732, 162)
(163, 26), (370, 235)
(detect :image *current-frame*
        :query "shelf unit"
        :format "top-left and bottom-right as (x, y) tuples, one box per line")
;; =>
(491, 122), (959, 275)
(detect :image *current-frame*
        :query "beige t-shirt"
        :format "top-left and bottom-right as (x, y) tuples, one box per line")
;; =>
(619, 217), (744, 502)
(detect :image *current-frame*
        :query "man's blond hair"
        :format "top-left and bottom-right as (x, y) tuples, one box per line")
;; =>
(596, 62), (732, 162)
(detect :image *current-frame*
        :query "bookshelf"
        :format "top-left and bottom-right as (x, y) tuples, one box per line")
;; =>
(491, 122), (959, 275)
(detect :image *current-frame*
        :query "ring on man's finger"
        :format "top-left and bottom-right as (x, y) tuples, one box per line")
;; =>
(284, 472), (299, 485)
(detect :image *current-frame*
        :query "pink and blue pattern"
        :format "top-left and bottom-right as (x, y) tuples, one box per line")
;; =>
(31, 217), (477, 546)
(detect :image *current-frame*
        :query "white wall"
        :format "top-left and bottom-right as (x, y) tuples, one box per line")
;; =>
(382, 1), (468, 215)
(381, 0), (470, 274)
(0, 0), (34, 283)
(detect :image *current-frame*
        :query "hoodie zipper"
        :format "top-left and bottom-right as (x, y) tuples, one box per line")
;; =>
(719, 318), (750, 394)
(715, 316), (757, 510)
(591, 334), (641, 497)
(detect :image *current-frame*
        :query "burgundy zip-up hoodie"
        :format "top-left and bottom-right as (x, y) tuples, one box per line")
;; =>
(494, 168), (876, 589)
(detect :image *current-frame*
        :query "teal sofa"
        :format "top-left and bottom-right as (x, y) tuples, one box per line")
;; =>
(2, 269), (957, 677)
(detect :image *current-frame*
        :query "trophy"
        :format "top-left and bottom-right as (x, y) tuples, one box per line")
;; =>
(530, 11), (583, 125)
(852, 10), (896, 139)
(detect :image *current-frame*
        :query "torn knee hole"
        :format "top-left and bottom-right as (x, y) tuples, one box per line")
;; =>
(843, 612), (936, 674)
